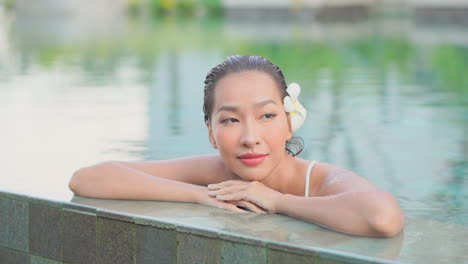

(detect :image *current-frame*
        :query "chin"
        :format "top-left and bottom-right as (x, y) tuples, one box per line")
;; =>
(235, 167), (268, 182)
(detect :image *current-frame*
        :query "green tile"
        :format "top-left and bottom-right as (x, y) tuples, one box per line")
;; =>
(97, 208), (134, 223)
(136, 224), (177, 264)
(31, 255), (63, 264)
(221, 240), (266, 264)
(0, 197), (29, 252)
(315, 259), (353, 264)
(177, 233), (221, 264)
(268, 249), (317, 264)
(29, 204), (62, 260)
(27, 196), (63, 209)
(0, 246), (30, 263)
(62, 201), (97, 214)
(61, 209), (97, 264)
(134, 215), (176, 230)
(176, 224), (218, 238)
(218, 231), (267, 247)
(97, 217), (135, 264)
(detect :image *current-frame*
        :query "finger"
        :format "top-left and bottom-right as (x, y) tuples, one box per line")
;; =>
(222, 203), (249, 213)
(216, 191), (246, 201)
(210, 198), (248, 213)
(207, 184), (220, 190)
(238, 201), (266, 213)
(208, 185), (246, 196)
(208, 180), (248, 189)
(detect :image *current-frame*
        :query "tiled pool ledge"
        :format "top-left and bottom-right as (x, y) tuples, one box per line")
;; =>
(1, 190), (467, 264)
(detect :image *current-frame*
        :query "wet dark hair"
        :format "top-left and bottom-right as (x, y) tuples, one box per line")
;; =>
(203, 54), (304, 156)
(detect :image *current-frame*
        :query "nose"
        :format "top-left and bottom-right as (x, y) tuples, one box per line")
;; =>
(240, 120), (260, 148)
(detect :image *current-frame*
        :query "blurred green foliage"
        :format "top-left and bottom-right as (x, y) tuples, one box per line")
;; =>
(3, 0), (15, 10)
(430, 45), (468, 95)
(15, 16), (468, 101)
(126, 0), (223, 16)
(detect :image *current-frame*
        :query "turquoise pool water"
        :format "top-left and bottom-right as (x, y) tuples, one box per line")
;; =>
(0, 4), (467, 231)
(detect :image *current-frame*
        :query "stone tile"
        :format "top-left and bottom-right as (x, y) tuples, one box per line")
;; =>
(62, 201), (97, 214)
(177, 233), (221, 264)
(218, 231), (267, 247)
(97, 208), (134, 223)
(27, 196), (63, 209)
(0, 197), (29, 252)
(136, 224), (177, 264)
(0, 246), (30, 263)
(31, 255), (64, 264)
(97, 217), (136, 264)
(221, 240), (266, 264)
(315, 258), (352, 264)
(29, 204), (62, 260)
(316, 253), (375, 264)
(61, 209), (97, 264)
(267, 249), (317, 264)
(176, 224), (218, 238)
(0, 190), (32, 202)
(134, 215), (176, 230)
(267, 241), (318, 257)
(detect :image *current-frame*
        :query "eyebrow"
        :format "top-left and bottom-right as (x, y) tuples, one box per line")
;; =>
(216, 99), (277, 113)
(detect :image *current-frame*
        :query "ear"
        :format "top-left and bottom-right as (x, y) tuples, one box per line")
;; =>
(207, 122), (218, 149)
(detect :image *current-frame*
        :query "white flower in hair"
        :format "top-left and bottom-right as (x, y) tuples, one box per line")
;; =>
(283, 83), (307, 133)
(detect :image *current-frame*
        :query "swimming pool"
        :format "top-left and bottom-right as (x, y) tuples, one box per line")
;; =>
(1, 4), (467, 263)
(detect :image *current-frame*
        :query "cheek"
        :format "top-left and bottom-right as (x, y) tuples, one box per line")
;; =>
(265, 130), (287, 149)
(214, 126), (238, 150)
(264, 118), (290, 148)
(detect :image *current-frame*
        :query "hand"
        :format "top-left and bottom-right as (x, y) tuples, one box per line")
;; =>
(207, 180), (283, 213)
(196, 187), (266, 213)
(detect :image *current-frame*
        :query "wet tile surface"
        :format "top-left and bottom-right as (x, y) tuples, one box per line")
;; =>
(267, 249), (317, 264)
(0, 194), (460, 263)
(32, 195), (468, 264)
(136, 224), (177, 264)
(29, 204), (62, 260)
(0, 246), (30, 263)
(177, 233), (221, 264)
(97, 217), (136, 264)
(221, 241), (266, 264)
(61, 209), (97, 264)
(31, 255), (64, 264)
(0, 197), (29, 252)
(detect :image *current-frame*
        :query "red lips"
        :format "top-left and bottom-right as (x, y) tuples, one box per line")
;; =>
(238, 153), (267, 166)
(239, 153), (266, 159)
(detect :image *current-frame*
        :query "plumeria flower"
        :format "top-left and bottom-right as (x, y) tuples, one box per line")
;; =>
(283, 83), (307, 133)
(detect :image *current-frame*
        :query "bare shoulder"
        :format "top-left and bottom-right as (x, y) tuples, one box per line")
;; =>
(119, 154), (231, 186)
(312, 162), (379, 196)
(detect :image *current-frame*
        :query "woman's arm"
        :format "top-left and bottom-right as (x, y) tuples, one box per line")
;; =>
(69, 161), (205, 202)
(69, 155), (264, 213)
(208, 163), (404, 237)
(276, 190), (403, 237)
(279, 163), (404, 237)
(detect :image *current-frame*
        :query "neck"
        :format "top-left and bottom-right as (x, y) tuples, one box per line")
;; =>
(259, 153), (304, 196)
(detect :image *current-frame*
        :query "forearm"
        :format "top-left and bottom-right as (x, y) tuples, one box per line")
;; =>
(276, 191), (404, 237)
(69, 161), (205, 203)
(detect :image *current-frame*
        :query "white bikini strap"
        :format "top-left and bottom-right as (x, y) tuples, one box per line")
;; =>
(305, 160), (317, 197)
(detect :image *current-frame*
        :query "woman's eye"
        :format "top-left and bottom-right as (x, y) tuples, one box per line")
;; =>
(221, 118), (238, 124)
(262, 113), (277, 120)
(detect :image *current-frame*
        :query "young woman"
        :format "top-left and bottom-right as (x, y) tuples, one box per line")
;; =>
(69, 55), (404, 237)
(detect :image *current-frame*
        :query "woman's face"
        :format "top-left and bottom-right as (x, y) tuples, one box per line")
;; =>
(208, 70), (292, 181)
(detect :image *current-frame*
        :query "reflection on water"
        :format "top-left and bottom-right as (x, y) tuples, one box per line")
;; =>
(0, 6), (466, 224)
